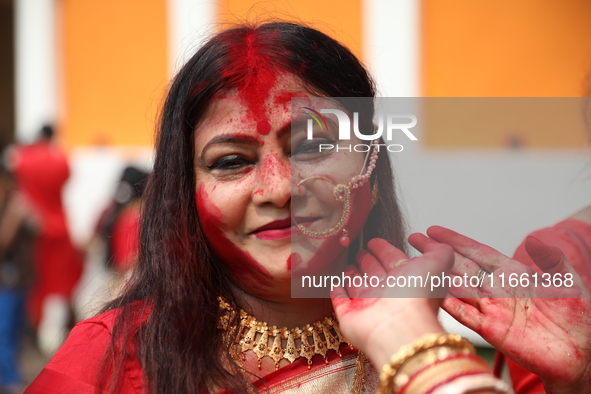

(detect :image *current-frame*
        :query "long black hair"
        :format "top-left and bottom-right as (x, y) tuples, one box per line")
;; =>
(100, 22), (407, 393)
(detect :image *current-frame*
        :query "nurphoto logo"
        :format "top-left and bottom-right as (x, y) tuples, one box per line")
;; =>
(303, 107), (418, 152)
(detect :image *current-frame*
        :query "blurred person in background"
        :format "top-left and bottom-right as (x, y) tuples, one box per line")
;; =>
(73, 166), (149, 321)
(99, 166), (148, 275)
(10, 125), (82, 356)
(0, 158), (37, 394)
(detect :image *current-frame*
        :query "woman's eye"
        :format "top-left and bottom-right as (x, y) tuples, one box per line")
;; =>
(207, 155), (253, 171)
(292, 139), (334, 157)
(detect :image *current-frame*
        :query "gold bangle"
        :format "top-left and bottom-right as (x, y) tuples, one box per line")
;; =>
(377, 333), (475, 394)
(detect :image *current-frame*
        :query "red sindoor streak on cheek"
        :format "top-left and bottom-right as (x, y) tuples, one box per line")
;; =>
(196, 186), (273, 287)
(289, 253), (301, 272)
(222, 29), (280, 135)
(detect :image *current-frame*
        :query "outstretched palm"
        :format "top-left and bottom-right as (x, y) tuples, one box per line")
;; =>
(410, 226), (591, 393)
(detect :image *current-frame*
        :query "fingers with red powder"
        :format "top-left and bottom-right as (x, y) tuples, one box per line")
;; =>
(442, 297), (484, 332)
(407, 232), (439, 254)
(426, 225), (508, 272)
(415, 242), (455, 279)
(366, 237), (453, 279)
(524, 236), (565, 272)
(367, 238), (410, 271)
(356, 249), (387, 278)
(525, 236), (589, 293)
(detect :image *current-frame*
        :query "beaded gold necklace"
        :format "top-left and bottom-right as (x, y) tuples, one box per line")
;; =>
(218, 298), (366, 393)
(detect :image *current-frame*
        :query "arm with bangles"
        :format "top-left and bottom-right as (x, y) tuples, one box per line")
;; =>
(331, 239), (509, 394)
(409, 225), (591, 394)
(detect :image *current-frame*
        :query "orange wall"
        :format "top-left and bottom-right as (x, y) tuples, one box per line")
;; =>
(60, 0), (168, 148)
(217, 0), (364, 61)
(60, 1), (589, 149)
(421, 0), (591, 147)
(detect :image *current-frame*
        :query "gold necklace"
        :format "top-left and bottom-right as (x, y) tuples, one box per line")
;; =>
(218, 298), (366, 393)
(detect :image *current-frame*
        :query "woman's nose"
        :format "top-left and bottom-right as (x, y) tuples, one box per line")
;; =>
(252, 152), (291, 208)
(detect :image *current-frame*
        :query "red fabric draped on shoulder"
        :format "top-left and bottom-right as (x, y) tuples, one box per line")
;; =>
(25, 303), (149, 393)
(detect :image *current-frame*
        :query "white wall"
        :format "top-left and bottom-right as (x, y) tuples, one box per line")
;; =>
(394, 149), (591, 256)
(363, 0), (420, 97)
(167, 0), (217, 75)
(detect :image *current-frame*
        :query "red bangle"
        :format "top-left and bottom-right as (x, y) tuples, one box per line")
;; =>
(398, 354), (491, 394)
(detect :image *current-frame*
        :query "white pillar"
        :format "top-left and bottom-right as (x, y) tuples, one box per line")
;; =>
(167, 0), (217, 76)
(363, 0), (420, 97)
(14, 0), (57, 143)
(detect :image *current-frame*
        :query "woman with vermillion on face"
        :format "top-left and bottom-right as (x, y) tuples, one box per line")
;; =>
(24, 22), (591, 394)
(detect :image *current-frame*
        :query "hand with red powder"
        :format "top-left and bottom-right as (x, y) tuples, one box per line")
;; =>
(410, 226), (591, 394)
(330, 239), (454, 369)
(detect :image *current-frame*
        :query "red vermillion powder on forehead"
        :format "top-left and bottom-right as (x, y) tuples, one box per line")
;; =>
(222, 29), (279, 135)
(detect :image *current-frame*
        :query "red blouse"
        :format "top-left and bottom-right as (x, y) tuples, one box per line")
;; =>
(25, 309), (145, 393)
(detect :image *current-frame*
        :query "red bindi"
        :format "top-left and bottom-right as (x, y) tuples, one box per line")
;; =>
(257, 120), (271, 135)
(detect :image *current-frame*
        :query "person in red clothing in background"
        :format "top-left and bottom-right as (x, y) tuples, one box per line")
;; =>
(10, 125), (82, 356)
(98, 166), (148, 274)
(72, 166), (149, 322)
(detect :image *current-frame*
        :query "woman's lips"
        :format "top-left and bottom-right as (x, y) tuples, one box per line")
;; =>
(252, 217), (319, 240)
(252, 218), (292, 240)
(254, 227), (293, 240)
